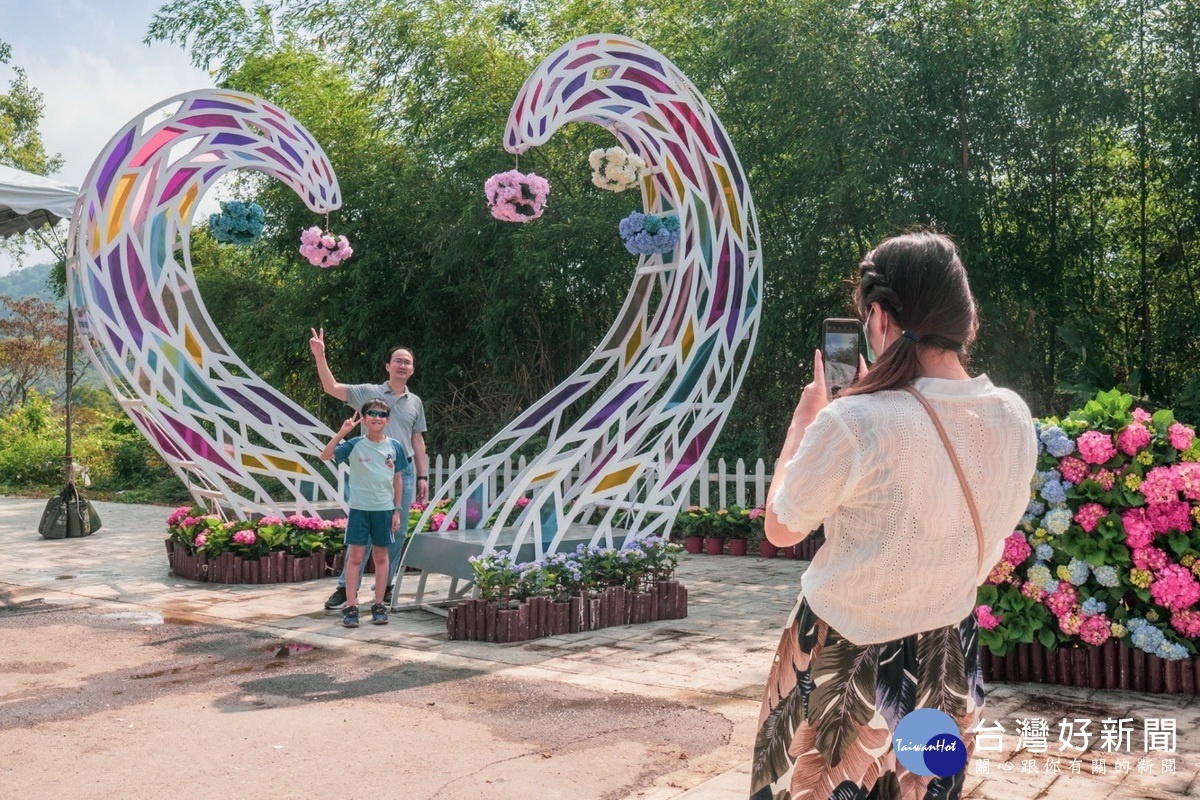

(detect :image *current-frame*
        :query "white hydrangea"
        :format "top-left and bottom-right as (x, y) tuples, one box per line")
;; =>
(589, 146), (646, 191)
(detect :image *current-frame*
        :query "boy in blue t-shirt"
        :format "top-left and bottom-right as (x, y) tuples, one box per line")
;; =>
(320, 398), (406, 627)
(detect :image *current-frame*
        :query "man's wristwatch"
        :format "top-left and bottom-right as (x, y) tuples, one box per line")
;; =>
(417, 475), (428, 481)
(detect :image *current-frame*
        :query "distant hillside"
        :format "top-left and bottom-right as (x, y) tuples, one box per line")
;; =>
(0, 262), (59, 312)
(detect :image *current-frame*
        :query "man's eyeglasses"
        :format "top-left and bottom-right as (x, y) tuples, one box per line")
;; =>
(363, 410), (391, 419)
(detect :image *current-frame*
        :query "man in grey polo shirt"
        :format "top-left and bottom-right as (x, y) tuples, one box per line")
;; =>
(310, 328), (430, 610)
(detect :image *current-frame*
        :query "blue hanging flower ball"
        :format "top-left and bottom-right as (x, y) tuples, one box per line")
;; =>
(209, 201), (265, 245)
(619, 211), (680, 255)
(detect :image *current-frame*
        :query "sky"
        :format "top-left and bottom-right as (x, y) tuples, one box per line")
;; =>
(0, 0), (216, 272)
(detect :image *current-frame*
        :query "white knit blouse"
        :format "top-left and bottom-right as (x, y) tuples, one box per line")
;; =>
(771, 374), (1037, 644)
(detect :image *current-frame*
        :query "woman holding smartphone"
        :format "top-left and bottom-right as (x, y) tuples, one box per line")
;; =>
(752, 231), (1037, 799)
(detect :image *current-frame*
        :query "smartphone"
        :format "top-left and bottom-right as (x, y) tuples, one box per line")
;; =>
(821, 318), (861, 399)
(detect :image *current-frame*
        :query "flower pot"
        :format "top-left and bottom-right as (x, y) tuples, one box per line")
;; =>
(727, 537), (748, 556)
(777, 544), (795, 559)
(683, 535), (704, 554)
(758, 541), (779, 559)
(704, 537), (724, 555)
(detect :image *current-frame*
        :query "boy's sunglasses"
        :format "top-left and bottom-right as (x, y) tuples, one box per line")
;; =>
(363, 410), (391, 419)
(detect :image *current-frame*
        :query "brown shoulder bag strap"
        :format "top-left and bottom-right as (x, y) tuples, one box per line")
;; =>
(902, 385), (986, 574)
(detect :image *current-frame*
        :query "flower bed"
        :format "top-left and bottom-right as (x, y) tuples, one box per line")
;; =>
(974, 390), (1200, 693)
(447, 537), (687, 641)
(165, 508), (350, 584)
(673, 504), (826, 559)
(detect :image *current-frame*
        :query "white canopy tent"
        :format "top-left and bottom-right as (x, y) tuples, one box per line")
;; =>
(0, 163), (79, 239)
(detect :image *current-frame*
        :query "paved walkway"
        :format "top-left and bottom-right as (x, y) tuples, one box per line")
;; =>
(2, 497), (1198, 799)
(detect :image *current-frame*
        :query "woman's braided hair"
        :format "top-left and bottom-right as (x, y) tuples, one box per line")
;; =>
(841, 231), (977, 396)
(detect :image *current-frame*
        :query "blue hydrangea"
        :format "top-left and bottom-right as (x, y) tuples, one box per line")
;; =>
(1040, 479), (1067, 505)
(1026, 500), (1046, 517)
(1092, 565), (1120, 587)
(1066, 558), (1090, 585)
(1043, 508), (1072, 536)
(1039, 425), (1076, 458)
(1081, 597), (1107, 616)
(1035, 544), (1054, 562)
(1026, 563), (1054, 590)
(1124, 617), (1187, 659)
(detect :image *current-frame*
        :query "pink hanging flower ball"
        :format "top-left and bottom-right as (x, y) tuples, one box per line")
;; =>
(299, 226), (353, 268)
(484, 170), (549, 222)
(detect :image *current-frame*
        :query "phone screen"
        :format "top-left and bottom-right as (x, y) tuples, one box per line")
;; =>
(822, 318), (860, 399)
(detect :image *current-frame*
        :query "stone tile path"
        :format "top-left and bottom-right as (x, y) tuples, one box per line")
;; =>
(2, 497), (1197, 798)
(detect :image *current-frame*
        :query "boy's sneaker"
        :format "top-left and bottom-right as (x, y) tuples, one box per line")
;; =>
(371, 603), (389, 625)
(324, 586), (347, 610)
(342, 605), (359, 628)
(382, 585), (395, 605)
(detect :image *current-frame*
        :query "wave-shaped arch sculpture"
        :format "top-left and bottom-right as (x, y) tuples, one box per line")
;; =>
(420, 35), (762, 556)
(66, 90), (344, 517)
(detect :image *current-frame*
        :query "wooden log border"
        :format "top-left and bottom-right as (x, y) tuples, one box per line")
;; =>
(165, 540), (336, 584)
(980, 640), (1199, 696)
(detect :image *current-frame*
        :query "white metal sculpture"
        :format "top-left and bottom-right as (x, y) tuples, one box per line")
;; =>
(67, 90), (344, 517)
(419, 35), (763, 557)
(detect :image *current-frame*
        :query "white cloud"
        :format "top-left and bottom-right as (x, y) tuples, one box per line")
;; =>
(1, 0), (215, 271)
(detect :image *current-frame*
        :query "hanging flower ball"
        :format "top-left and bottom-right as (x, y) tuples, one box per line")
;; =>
(209, 201), (265, 245)
(619, 211), (681, 255)
(299, 226), (353, 268)
(484, 170), (549, 222)
(589, 147), (646, 192)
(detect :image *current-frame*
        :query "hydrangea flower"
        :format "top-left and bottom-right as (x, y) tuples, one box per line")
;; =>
(1092, 564), (1120, 587)
(1035, 544), (1054, 562)
(1116, 422), (1152, 456)
(1073, 502), (1107, 533)
(1077, 430), (1117, 465)
(1039, 425), (1076, 457)
(1080, 596), (1107, 616)
(974, 605), (1003, 630)
(1043, 508), (1072, 536)
(1168, 422), (1195, 451)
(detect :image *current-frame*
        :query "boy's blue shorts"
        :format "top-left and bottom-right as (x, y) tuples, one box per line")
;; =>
(345, 509), (395, 547)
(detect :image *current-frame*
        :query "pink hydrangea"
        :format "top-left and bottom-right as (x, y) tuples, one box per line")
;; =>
(1073, 502), (1108, 533)
(1146, 500), (1192, 534)
(409, 502), (427, 513)
(1150, 564), (1200, 610)
(1141, 465), (1183, 504)
(259, 516), (285, 527)
(429, 512), (459, 532)
(1057, 611), (1083, 636)
(1117, 422), (1152, 456)
(1178, 463), (1200, 501)
(1133, 408), (1153, 423)
(167, 506), (192, 526)
(1079, 614), (1113, 646)
(1170, 609), (1200, 638)
(194, 533), (207, 547)
(974, 605), (1003, 630)
(1168, 422), (1195, 451)
(232, 530), (257, 546)
(1002, 531), (1032, 565)
(1021, 582), (1047, 602)
(1121, 507), (1156, 549)
(1077, 430), (1117, 465)
(985, 560), (1014, 585)
(515, 497), (532, 508)
(1132, 546), (1168, 571)
(748, 507), (765, 520)
(1057, 456), (1090, 484)
(1045, 583), (1078, 617)
(1094, 469), (1116, 491)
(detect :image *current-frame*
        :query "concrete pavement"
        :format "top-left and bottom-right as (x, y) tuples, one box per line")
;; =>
(2, 497), (1198, 799)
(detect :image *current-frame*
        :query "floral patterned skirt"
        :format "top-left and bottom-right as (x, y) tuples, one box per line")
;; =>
(751, 593), (984, 800)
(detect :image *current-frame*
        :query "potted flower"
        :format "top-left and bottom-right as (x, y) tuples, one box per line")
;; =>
(749, 507), (776, 558)
(705, 508), (728, 555)
(722, 504), (753, 556)
(674, 506), (709, 554)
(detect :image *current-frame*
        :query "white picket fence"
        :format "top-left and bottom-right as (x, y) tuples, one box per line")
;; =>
(426, 454), (773, 511)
